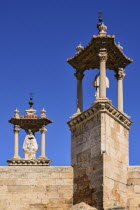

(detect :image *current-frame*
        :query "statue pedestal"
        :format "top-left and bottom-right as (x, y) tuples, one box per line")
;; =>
(25, 152), (36, 160)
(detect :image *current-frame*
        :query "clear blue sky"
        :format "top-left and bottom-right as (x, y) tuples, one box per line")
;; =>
(0, 0), (139, 166)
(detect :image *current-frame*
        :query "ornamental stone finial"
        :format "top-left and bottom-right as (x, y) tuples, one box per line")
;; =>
(26, 93), (36, 115)
(76, 43), (84, 53)
(29, 93), (34, 108)
(115, 68), (126, 80)
(97, 12), (107, 35)
(117, 42), (123, 51)
(14, 108), (20, 118)
(41, 108), (46, 118)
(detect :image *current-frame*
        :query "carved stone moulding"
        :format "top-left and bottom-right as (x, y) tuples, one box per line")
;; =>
(7, 158), (52, 166)
(67, 100), (132, 131)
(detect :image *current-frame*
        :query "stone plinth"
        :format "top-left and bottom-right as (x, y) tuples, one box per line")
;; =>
(68, 100), (132, 210)
(7, 157), (52, 166)
(0, 166), (73, 210)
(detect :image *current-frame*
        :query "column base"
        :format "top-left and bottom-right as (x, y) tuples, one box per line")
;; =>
(92, 97), (112, 105)
(11, 156), (21, 160)
(97, 97), (111, 101)
(38, 155), (49, 160)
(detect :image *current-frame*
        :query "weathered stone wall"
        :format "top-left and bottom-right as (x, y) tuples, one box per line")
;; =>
(69, 102), (131, 210)
(127, 166), (140, 209)
(0, 166), (73, 210)
(103, 113), (129, 209)
(71, 114), (103, 209)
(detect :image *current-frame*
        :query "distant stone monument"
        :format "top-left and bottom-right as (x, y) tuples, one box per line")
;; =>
(7, 96), (52, 166)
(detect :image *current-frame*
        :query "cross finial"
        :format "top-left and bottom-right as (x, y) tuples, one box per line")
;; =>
(76, 42), (84, 53)
(98, 11), (103, 22)
(97, 11), (107, 35)
(29, 92), (34, 108)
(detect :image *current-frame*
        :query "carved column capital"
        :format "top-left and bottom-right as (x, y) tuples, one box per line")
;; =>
(115, 68), (126, 80)
(74, 71), (84, 80)
(98, 49), (108, 62)
(13, 125), (20, 133)
(40, 125), (47, 134)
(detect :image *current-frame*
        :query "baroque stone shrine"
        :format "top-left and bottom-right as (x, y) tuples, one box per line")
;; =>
(0, 16), (140, 210)
(7, 97), (52, 166)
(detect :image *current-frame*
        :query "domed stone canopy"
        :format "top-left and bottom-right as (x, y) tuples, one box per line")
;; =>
(67, 35), (132, 72)
(9, 107), (52, 133)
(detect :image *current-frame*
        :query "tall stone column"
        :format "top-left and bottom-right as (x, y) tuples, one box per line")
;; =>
(13, 125), (20, 159)
(98, 49), (108, 99)
(74, 71), (84, 113)
(115, 68), (125, 112)
(40, 125), (47, 158)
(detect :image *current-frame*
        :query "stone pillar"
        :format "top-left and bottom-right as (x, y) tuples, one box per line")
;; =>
(98, 49), (108, 99)
(115, 68), (125, 112)
(13, 125), (20, 159)
(74, 71), (84, 113)
(68, 101), (132, 209)
(40, 125), (47, 158)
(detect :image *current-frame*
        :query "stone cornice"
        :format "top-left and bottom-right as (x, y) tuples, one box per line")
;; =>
(67, 100), (132, 131)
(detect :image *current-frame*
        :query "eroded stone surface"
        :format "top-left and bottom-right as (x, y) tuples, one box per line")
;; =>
(0, 166), (73, 210)
(69, 202), (97, 210)
(68, 101), (132, 209)
(127, 166), (140, 209)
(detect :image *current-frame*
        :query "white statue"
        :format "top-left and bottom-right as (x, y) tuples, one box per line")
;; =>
(93, 73), (109, 99)
(23, 130), (38, 153)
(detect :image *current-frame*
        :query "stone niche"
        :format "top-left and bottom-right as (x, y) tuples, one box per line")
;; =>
(0, 166), (73, 210)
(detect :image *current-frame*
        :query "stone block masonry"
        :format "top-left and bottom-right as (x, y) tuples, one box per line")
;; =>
(0, 166), (73, 210)
(127, 166), (140, 209)
(68, 100), (132, 210)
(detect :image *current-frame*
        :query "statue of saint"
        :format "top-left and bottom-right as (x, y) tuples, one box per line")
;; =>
(93, 73), (109, 99)
(23, 130), (38, 153)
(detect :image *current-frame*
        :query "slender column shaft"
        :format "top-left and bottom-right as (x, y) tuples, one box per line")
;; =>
(77, 79), (83, 112)
(117, 79), (123, 111)
(115, 68), (125, 112)
(98, 49), (108, 98)
(75, 71), (84, 113)
(13, 125), (20, 158)
(40, 125), (47, 157)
